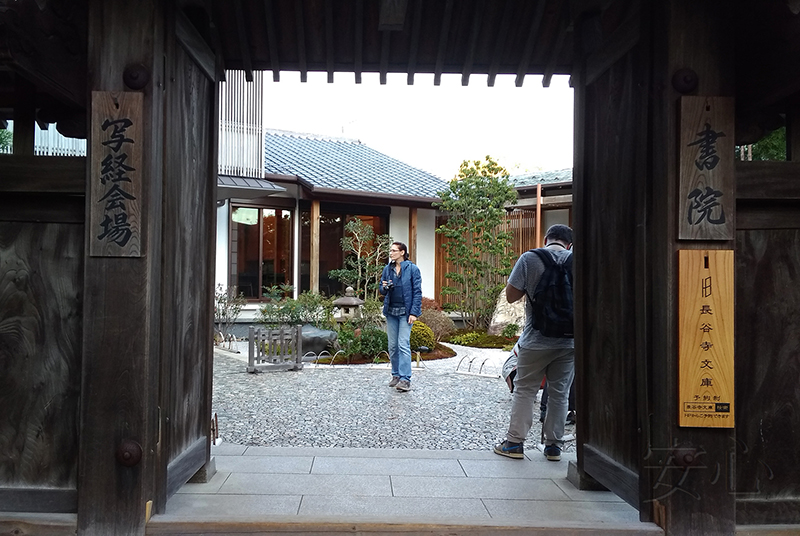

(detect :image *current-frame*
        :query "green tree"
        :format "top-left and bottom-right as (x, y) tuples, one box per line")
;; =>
(329, 218), (392, 299)
(0, 129), (11, 152)
(735, 126), (786, 161)
(433, 156), (518, 330)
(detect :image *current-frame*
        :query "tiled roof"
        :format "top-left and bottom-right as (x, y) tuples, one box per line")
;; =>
(509, 168), (573, 188)
(263, 129), (448, 199)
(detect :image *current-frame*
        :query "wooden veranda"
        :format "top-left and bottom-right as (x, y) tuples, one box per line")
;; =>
(1, 1), (800, 535)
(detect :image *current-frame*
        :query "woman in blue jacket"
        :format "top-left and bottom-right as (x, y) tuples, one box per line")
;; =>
(379, 241), (422, 392)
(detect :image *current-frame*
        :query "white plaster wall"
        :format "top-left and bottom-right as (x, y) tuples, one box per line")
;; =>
(389, 206), (437, 300)
(215, 201), (230, 290)
(416, 208), (437, 300)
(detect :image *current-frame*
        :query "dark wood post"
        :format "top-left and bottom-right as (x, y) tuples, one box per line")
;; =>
(79, 1), (166, 534)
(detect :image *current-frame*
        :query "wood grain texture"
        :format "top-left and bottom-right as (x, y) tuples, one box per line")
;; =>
(678, 96), (735, 240)
(0, 222), (82, 489)
(158, 38), (215, 504)
(735, 229), (800, 505)
(677, 250), (734, 428)
(0, 156), (85, 194)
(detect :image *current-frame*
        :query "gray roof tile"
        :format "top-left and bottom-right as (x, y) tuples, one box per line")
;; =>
(509, 168), (573, 188)
(263, 129), (448, 199)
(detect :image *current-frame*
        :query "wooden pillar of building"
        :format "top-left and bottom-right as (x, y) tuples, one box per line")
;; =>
(408, 207), (417, 262)
(310, 200), (320, 292)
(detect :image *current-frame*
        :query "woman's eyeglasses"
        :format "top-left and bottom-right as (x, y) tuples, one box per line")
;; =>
(389, 249), (400, 252)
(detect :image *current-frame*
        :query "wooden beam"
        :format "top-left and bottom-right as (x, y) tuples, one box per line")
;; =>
(0, 155), (85, 193)
(310, 200), (320, 292)
(584, 9), (641, 86)
(542, 4), (571, 88)
(263, 0), (281, 82)
(433, 0), (454, 86)
(583, 444), (640, 510)
(13, 78), (35, 156)
(787, 100), (800, 161)
(535, 183), (542, 247)
(295, 1), (308, 82)
(487, 0), (516, 87)
(515, 1), (546, 87)
(176, 11), (215, 82)
(406, 0), (423, 85)
(325, 0), (335, 83)
(380, 31), (391, 85)
(736, 161), (800, 200)
(378, 0), (408, 31)
(461, 0), (485, 87)
(513, 194), (573, 209)
(233, 0), (254, 81)
(205, 3), (227, 81)
(354, 0), (364, 84)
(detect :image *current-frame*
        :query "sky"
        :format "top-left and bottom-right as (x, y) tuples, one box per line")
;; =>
(261, 71), (574, 180)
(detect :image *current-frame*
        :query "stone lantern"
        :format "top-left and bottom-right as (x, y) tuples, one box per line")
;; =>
(333, 287), (365, 321)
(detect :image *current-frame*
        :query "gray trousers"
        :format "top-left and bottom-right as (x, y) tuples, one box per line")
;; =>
(506, 346), (575, 447)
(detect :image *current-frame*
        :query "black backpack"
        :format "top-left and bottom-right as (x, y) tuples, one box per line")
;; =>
(526, 248), (574, 338)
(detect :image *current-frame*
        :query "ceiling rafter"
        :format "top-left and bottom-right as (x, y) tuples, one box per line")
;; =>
(380, 31), (390, 85)
(487, 0), (517, 87)
(263, 0), (280, 82)
(233, 0), (253, 81)
(542, 3), (571, 87)
(325, 0), (334, 83)
(354, 0), (363, 83)
(515, 0), (546, 87)
(406, 0), (423, 85)
(294, 1), (308, 82)
(433, 0), (454, 86)
(461, 0), (485, 86)
(204, 0), (226, 81)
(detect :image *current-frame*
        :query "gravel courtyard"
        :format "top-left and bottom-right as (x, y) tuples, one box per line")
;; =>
(212, 343), (575, 452)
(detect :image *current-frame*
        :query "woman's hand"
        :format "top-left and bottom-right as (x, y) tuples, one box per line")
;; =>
(408, 315), (417, 324)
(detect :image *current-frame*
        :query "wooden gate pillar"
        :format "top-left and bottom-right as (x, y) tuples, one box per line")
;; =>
(79, 1), (166, 534)
(573, 0), (737, 534)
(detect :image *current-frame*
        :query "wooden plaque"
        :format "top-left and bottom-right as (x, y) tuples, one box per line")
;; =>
(678, 96), (735, 240)
(89, 91), (143, 256)
(678, 249), (734, 428)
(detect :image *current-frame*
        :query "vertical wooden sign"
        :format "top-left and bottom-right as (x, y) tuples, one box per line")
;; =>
(90, 91), (143, 256)
(678, 249), (734, 428)
(678, 96), (735, 240)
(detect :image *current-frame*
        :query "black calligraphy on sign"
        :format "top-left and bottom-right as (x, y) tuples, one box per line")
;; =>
(98, 117), (136, 247)
(687, 186), (726, 225)
(689, 122), (726, 171)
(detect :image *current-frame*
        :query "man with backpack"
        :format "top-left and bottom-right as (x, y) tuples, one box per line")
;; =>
(494, 224), (575, 461)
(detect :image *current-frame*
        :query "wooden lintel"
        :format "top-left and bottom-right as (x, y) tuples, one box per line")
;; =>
(325, 0), (335, 83)
(736, 160), (800, 200)
(0, 155), (85, 193)
(433, 0), (454, 86)
(487, 0), (516, 87)
(406, 0), (422, 85)
(512, 194), (573, 209)
(176, 11), (216, 82)
(515, 1), (546, 87)
(263, 0), (281, 82)
(461, 0), (484, 87)
(295, 1), (308, 82)
(233, 0), (254, 81)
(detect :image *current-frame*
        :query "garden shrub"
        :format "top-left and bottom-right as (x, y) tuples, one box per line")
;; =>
(336, 322), (388, 362)
(418, 308), (456, 342)
(359, 326), (388, 358)
(410, 321), (436, 350)
(258, 291), (335, 329)
(448, 331), (482, 346)
(501, 323), (520, 338)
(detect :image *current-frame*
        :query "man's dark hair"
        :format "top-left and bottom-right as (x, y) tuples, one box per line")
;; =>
(393, 241), (410, 261)
(544, 224), (573, 246)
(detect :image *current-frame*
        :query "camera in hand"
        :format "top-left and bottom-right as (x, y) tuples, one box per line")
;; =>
(385, 279), (394, 289)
